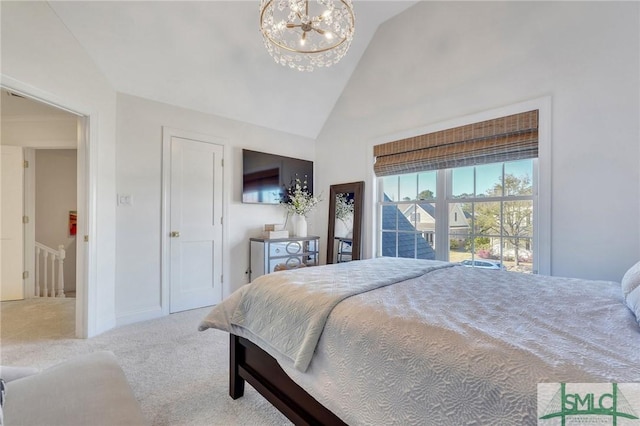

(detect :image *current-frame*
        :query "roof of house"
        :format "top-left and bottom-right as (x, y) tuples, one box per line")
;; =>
(381, 195), (436, 259)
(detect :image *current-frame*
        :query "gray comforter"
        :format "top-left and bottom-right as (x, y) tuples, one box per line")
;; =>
(227, 257), (451, 371)
(200, 257), (640, 425)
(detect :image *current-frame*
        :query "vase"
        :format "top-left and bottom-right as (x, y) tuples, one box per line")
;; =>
(335, 219), (347, 238)
(294, 214), (308, 237)
(337, 216), (353, 239)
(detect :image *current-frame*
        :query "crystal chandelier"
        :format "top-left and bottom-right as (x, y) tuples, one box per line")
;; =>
(259, 0), (355, 72)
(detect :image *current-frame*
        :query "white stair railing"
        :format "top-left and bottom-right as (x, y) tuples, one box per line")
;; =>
(34, 242), (65, 298)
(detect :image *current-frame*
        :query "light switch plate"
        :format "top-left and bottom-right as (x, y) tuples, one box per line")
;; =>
(118, 194), (132, 206)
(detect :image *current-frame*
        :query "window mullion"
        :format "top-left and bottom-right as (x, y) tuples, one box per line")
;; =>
(500, 163), (505, 263)
(436, 169), (449, 261)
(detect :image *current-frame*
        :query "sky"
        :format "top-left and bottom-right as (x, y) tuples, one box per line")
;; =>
(383, 159), (533, 201)
(452, 159), (533, 197)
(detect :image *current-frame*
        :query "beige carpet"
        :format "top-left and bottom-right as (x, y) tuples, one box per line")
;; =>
(0, 299), (291, 426)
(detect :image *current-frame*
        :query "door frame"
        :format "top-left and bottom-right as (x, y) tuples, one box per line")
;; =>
(1, 145), (25, 300)
(161, 127), (227, 315)
(24, 148), (35, 297)
(1, 78), (94, 338)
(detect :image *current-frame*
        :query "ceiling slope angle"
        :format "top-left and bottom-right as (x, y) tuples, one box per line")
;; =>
(48, 1), (417, 139)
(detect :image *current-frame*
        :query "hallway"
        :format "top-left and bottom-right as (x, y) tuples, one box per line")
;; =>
(0, 298), (75, 344)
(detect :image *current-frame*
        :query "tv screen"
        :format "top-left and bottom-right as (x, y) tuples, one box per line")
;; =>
(242, 149), (314, 204)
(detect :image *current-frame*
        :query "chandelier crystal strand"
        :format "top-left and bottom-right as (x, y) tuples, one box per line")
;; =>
(259, 0), (355, 72)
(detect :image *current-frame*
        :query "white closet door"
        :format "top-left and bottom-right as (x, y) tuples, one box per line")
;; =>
(169, 137), (223, 313)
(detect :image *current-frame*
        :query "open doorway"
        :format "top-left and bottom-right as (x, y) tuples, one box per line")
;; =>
(31, 148), (78, 297)
(0, 88), (85, 340)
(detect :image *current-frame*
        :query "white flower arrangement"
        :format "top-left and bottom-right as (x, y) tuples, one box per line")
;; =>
(280, 178), (321, 217)
(335, 193), (355, 222)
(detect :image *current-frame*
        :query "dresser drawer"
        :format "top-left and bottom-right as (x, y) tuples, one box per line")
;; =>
(269, 241), (303, 256)
(250, 236), (319, 281)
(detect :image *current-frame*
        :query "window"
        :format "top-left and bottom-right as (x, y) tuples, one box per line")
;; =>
(377, 159), (536, 272)
(379, 171), (437, 259)
(449, 159), (534, 272)
(373, 107), (547, 274)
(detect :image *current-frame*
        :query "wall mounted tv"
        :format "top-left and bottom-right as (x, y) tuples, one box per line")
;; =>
(242, 149), (314, 204)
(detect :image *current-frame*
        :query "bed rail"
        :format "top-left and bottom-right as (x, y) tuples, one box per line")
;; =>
(229, 334), (347, 426)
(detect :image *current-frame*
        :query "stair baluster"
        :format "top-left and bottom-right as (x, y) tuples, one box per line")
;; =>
(35, 246), (41, 297)
(34, 242), (66, 298)
(56, 245), (65, 298)
(43, 251), (49, 298)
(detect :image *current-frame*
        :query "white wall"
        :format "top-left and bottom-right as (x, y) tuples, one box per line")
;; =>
(115, 94), (315, 324)
(316, 1), (640, 282)
(35, 149), (77, 292)
(1, 1), (118, 335)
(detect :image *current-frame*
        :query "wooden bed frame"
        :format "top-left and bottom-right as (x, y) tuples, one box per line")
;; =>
(229, 334), (347, 426)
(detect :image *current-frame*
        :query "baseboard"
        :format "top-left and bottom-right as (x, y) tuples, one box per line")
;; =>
(116, 306), (164, 327)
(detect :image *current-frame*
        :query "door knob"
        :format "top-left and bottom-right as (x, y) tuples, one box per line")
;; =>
(170, 231), (180, 238)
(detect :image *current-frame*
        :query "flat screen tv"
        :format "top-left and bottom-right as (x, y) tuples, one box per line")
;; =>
(242, 149), (314, 204)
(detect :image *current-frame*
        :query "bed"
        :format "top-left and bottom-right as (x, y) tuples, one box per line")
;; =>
(199, 257), (640, 425)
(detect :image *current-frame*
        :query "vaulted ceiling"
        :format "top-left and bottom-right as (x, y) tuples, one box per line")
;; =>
(47, 1), (417, 139)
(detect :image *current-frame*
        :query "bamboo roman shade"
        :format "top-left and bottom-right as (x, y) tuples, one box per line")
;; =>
(373, 110), (539, 176)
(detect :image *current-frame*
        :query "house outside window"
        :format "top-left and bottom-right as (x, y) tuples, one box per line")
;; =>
(377, 159), (536, 273)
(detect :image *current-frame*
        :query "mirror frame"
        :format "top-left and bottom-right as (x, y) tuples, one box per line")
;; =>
(326, 181), (364, 264)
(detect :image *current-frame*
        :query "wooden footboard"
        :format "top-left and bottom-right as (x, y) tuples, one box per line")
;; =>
(229, 334), (347, 426)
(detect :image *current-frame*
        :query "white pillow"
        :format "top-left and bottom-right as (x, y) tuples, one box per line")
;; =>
(621, 260), (640, 324)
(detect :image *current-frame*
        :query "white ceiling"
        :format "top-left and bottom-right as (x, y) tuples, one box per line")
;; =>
(47, 1), (418, 139)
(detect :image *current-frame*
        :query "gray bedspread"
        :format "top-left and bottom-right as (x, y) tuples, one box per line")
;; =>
(200, 258), (640, 425)
(229, 257), (451, 371)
